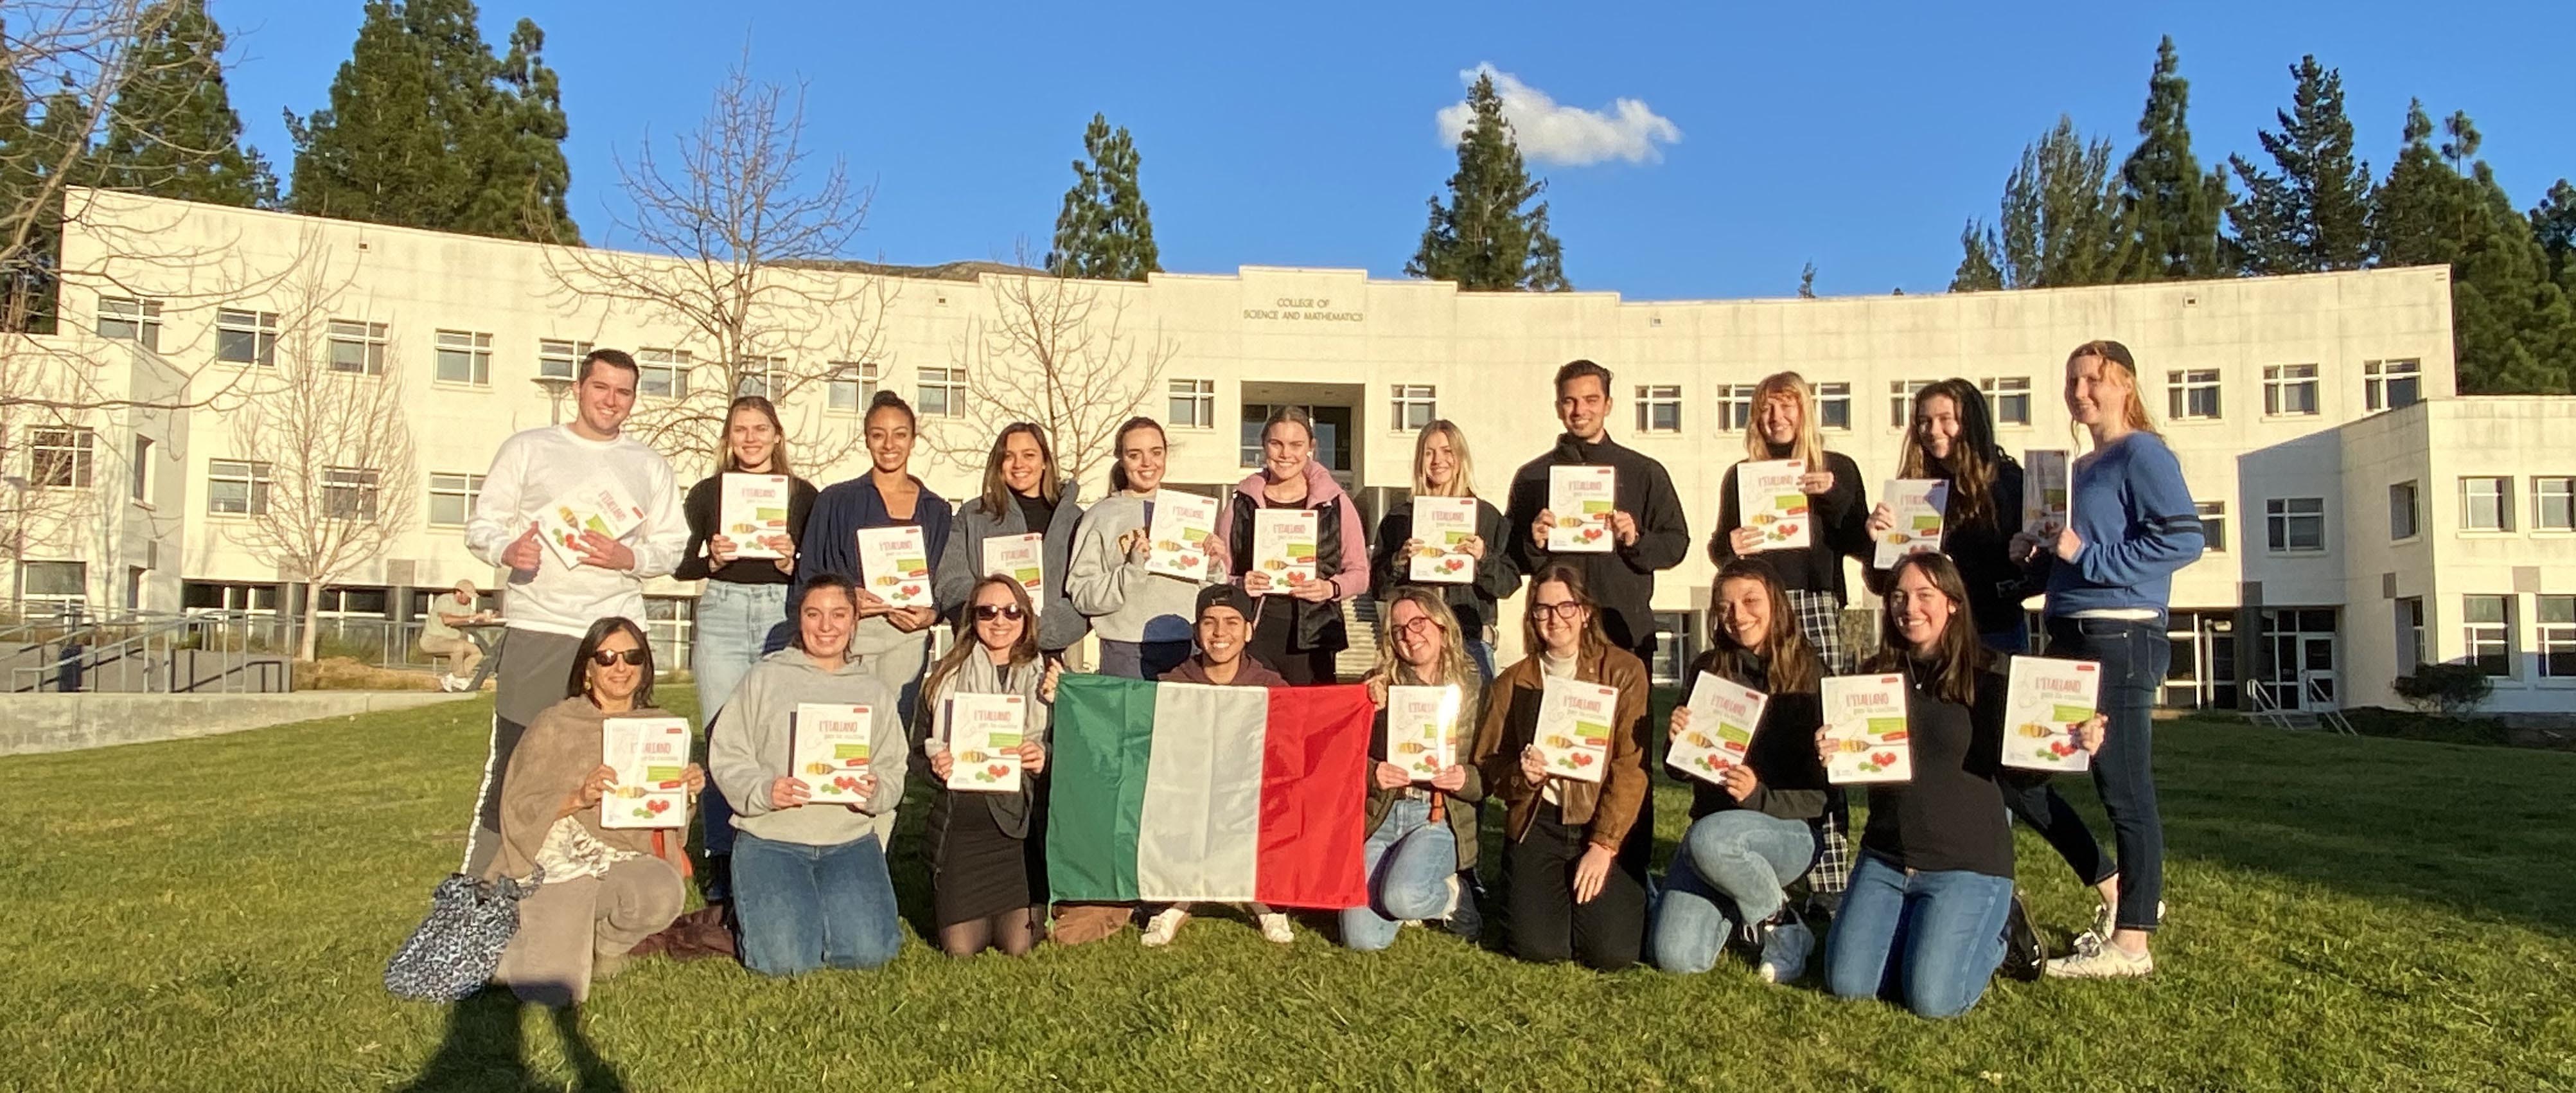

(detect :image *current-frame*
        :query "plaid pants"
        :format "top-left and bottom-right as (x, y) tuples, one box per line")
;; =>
(1785, 589), (1853, 902)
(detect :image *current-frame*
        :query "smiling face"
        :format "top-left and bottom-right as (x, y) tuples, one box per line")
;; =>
(1531, 579), (1589, 656)
(1715, 575), (1774, 655)
(2065, 352), (2130, 429)
(865, 404), (915, 474)
(1196, 606), (1248, 666)
(1118, 424), (1167, 493)
(727, 404), (780, 472)
(1914, 393), (1961, 461)
(1887, 563), (1959, 655)
(973, 582), (1027, 652)
(797, 585), (856, 662)
(1756, 390), (1803, 448)
(574, 362), (638, 440)
(1388, 597), (1446, 672)
(586, 628), (644, 706)
(1263, 419), (1312, 481)
(1420, 431), (1459, 492)
(999, 430), (1046, 496)
(1555, 374), (1610, 441)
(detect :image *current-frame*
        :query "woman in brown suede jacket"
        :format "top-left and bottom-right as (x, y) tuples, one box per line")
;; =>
(1470, 564), (1652, 970)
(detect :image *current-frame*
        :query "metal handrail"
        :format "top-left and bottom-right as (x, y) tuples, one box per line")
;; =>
(8, 608), (292, 695)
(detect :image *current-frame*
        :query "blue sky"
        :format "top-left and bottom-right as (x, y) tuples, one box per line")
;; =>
(212, 0), (2573, 300)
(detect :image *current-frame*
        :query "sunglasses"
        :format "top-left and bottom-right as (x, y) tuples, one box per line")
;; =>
(589, 648), (649, 667)
(973, 605), (1026, 621)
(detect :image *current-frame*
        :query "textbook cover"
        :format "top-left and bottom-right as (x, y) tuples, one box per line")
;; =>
(2002, 656), (2100, 772)
(1142, 492), (1220, 580)
(1250, 509), (1320, 596)
(1387, 684), (1463, 783)
(1737, 460), (1810, 553)
(1668, 671), (1767, 786)
(599, 716), (691, 829)
(981, 533), (1046, 616)
(1407, 497), (1479, 583)
(791, 702), (874, 802)
(538, 479), (646, 570)
(1874, 479), (1950, 569)
(856, 526), (933, 609)
(2024, 450), (2070, 533)
(1546, 465), (1617, 553)
(1533, 676), (1618, 784)
(718, 473), (790, 560)
(943, 693), (1027, 793)
(1821, 674), (1911, 784)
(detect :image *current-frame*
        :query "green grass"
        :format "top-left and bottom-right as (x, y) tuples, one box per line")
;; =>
(4, 689), (2573, 1092)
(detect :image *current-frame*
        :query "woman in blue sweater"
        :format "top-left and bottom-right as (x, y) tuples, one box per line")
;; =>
(795, 391), (953, 753)
(2011, 339), (2203, 979)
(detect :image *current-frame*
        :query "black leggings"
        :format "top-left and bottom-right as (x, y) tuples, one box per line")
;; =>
(1506, 803), (1650, 971)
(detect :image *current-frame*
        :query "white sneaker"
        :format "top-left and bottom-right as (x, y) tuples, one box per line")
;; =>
(1257, 912), (1294, 945)
(1441, 874), (1463, 919)
(1755, 916), (1813, 984)
(1140, 908), (1188, 947)
(2045, 939), (2155, 979)
(436, 674), (459, 692)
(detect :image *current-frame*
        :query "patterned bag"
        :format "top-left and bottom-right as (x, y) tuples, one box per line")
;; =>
(384, 869), (543, 1002)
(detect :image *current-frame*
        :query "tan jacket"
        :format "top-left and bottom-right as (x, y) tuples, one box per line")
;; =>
(1470, 644), (1652, 850)
(485, 697), (694, 883)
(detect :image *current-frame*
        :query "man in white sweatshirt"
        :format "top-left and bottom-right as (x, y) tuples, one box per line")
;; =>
(458, 349), (690, 875)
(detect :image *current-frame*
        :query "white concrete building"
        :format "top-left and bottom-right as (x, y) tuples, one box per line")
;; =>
(11, 190), (2564, 714)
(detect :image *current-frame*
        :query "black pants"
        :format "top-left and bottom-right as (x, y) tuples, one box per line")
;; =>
(1506, 803), (1650, 970)
(1249, 608), (1339, 685)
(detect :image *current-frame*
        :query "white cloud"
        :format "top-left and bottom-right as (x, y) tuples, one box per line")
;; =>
(1434, 63), (1681, 167)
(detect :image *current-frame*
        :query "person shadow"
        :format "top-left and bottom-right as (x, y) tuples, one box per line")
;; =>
(392, 989), (627, 1093)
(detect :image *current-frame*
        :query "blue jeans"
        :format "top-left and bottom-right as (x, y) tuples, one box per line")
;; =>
(1824, 855), (2013, 1018)
(731, 831), (903, 977)
(1340, 797), (1460, 951)
(1650, 810), (1819, 973)
(1464, 637), (1495, 683)
(2045, 616), (2168, 932)
(694, 582), (788, 857)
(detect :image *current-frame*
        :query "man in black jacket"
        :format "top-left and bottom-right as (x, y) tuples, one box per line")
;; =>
(1503, 359), (1692, 668)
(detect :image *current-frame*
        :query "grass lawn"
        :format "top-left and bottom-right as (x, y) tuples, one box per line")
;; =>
(4, 688), (2573, 1092)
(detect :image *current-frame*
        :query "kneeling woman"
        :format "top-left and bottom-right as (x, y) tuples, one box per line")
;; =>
(710, 575), (910, 977)
(1345, 589), (1486, 950)
(1821, 553), (2103, 1018)
(1650, 561), (1829, 982)
(1472, 565), (1652, 970)
(488, 616), (703, 1006)
(920, 576), (1059, 957)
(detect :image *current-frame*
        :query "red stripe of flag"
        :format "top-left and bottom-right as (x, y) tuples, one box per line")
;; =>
(1253, 684), (1373, 909)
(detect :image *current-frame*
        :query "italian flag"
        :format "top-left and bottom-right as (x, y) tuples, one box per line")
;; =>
(1046, 676), (1372, 909)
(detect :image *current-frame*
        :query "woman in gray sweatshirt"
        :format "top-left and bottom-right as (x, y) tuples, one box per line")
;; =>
(709, 574), (911, 977)
(1065, 417), (1225, 679)
(933, 423), (1090, 656)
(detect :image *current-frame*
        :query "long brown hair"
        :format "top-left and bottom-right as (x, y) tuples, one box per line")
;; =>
(1703, 561), (1819, 695)
(919, 576), (1041, 709)
(566, 616), (656, 708)
(1521, 564), (1608, 664)
(1744, 371), (1826, 468)
(1862, 553), (1985, 705)
(976, 422), (1063, 519)
(1896, 378), (2001, 531)
(717, 395), (792, 477)
(2065, 339), (2158, 441)
(1107, 416), (1165, 494)
(1372, 587), (1475, 691)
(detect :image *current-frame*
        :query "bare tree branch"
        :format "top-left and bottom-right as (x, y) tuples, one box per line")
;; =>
(930, 243), (1176, 487)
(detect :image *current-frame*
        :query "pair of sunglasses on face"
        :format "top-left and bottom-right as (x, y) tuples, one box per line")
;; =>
(973, 605), (1026, 621)
(588, 648), (649, 667)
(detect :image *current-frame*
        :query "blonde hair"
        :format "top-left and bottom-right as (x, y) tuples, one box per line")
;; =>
(1372, 588), (1476, 693)
(1410, 420), (1478, 498)
(1744, 371), (1826, 468)
(2065, 339), (2158, 443)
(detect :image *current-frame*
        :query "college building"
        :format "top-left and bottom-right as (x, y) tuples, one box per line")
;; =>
(10, 190), (2573, 714)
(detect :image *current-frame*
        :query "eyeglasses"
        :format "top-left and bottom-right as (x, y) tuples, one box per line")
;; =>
(1530, 601), (1585, 621)
(589, 648), (648, 667)
(1393, 616), (1445, 637)
(973, 605), (1025, 621)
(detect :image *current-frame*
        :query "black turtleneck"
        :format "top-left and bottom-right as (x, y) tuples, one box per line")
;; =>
(1856, 658), (2022, 878)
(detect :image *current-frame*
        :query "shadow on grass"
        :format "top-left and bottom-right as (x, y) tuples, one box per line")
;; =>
(393, 990), (627, 1093)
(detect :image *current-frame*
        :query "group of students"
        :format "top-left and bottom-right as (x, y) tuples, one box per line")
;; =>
(453, 338), (2200, 1019)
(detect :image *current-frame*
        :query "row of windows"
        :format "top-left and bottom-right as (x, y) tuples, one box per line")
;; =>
(2248, 477), (2576, 556)
(2165, 359), (2421, 422)
(2406, 594), (2576, 680)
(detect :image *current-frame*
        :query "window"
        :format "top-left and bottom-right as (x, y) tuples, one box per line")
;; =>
(644, 594), (695, 669)
(1979, 377), (2033, 425)
(428, 473), (483, 527)
(324, 467), (382, 521)
(827, 361), (879, 412)
(538, 339), (592, 381)
(2534, 477), (2574, 532)
(1715, 384), (1756, 434)
(29, 427), (94, 488)
(2395, 597), (2426, 672)
(637, 348), (691, 399)
(2195, 501), (2228, 553)
(183, 581), (279, 614)
(2166, 369), (2220, 420)
(1887, 379), (1933, 428)
(2461, 476), (2514, 532)
(434, 330), (493, 386)
(1167, 378), (1215, 429)
(917, 366), (966, 418)
(1633, 385), (1682, 434)
(2365, 359), (2421, 413)
(2389, 481), (2419, 540)
(2541, 597), (2576, 679)
(1390, 384), (1437, 432)
(733, 357), (783, 399)
(18, 560), (85, 606)
(207, 459), (272, 515)
(216, 309), (279, 366)
(2464, 595), (2514, 677)
(130, 436), (153, 502)
(96, 296), (162, 350)
(314, 586), (390, 617)
(1816, 382), (1851, 431)
(328, 320), (388, 375)
(2264, 497), (2324, 553)
(2263, 364), (2320, 416)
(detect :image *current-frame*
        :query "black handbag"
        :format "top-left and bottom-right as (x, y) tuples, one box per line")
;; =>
(1998, 891), (2047, 981)
(384, 869), (543, 1002)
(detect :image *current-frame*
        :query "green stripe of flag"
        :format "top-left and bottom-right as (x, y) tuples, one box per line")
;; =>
(1045, 674), (1157, 902)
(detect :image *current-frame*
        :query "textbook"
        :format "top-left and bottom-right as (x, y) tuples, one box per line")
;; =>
(1386, 684), (1463, 783)
(538, 479), (647, 570)
(1874, 479), (1950, 569)
(599, 716), (691, 830)
(981, 532), (1046, 616)
(943, 693), (1027, 793)
(1533, 675), (1618, 784)
(1736, 459), (1811, 553)
(1546, 465), (1617, 553)
(855, 525), (933, 609)
(2024, 449), (2070, 533)
(2002, 656), (2101, 772)
(1250, 509), (1320, 596)
(1407, 496), (1480, 583)
(718, 473), (791, 560)
(1142, 491), (1221, 581)
(1667, 671), (1767, 786)
(1821, 673), (1912, 784)
(791, 702), (874, 803)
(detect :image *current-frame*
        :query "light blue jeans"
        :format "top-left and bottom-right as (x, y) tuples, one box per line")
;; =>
(1648, 810), (1820, 973)
(1823, 854), (2014, 1019)
(694, 581), (788, 858)
(1339, 797), (1460, 951)
(732, 831), (903, 977)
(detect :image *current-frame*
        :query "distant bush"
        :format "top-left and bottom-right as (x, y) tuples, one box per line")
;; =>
(2392, 664), (2493, 716)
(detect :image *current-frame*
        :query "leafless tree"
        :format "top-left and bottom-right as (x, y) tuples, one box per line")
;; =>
(223, 256), (418, 661)
(540, 50), (887, 474)
(933, 244), (1177, 487)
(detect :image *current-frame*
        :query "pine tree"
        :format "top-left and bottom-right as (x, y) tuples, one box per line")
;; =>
(1950, 116), (2126, 290)
(91, 0), (276, 208)
(457, 19), (576, 241)
(1045, 113), (1158, 281)
(2227, 57), (2374, 275)
(1950, 221), (2004, 291)
(2531, 179), (2576, 283)
(2116, 37), (2228, 281)
(2370, 103), (2574, 393)
(2367, 101), (2455, 269)
(1407, 72), (1569, 291)
(1797, 262), (1817, 299)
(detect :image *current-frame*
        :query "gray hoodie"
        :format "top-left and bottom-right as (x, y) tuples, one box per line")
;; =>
(1064, 490), (1219, 644)
(710, 646), (910, 847)
(933, 478), (1090, 652)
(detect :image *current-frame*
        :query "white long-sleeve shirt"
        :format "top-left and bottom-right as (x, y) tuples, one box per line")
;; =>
(464, 425), (689, 639)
